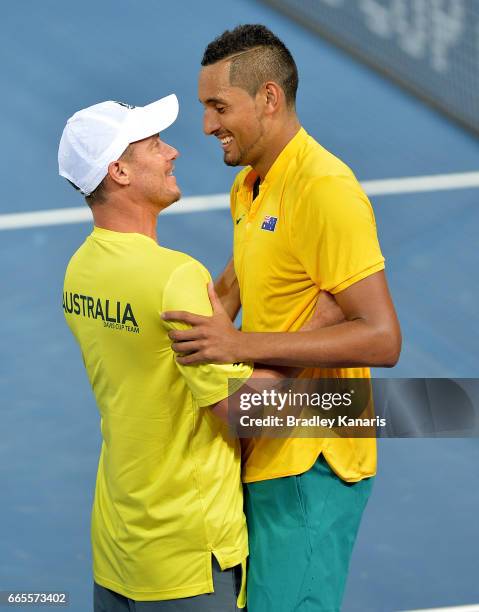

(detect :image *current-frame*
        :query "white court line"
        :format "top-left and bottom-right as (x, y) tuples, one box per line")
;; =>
(363, 171), (479, 195)
(401, 605), (479, 612)
(0, 193), (230, 231)
(1, 171), (478, 231)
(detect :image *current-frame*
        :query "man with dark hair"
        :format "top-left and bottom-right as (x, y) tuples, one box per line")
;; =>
(163, 24), (401, 612)
(201, 24), (298, 107)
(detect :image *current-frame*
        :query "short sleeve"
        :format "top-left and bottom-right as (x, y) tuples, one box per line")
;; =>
(161, 259), (253, 407)
(289, 175), (385, 294)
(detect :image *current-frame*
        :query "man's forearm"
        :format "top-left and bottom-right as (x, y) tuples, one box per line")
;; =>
(210, 367), (287, 423)
(236, 319), (401, 368)
(214, 257), (241, 321)
(163, 271), (401, 369)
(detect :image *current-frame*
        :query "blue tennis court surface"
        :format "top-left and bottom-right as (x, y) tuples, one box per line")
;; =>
(1, 1), (478, 610)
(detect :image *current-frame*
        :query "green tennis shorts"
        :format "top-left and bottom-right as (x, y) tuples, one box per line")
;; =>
(244, 454), (374, 612)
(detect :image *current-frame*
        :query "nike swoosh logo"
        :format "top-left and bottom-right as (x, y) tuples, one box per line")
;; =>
(236, 215), (245, 225)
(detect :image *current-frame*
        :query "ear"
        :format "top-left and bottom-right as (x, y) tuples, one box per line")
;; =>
(262, 81), (282, 115)
(107, 159), (131, 187)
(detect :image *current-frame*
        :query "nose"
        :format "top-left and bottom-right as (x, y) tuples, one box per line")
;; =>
(203, 108), (220, 136)
(162, 141), (179, 160)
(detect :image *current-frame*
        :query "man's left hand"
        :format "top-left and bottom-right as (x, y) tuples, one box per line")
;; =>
(162, 283), (242, 365)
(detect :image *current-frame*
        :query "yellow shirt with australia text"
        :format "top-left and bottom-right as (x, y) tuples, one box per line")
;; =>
(63, 227), (252, 601)
(231, 128), (385, 484)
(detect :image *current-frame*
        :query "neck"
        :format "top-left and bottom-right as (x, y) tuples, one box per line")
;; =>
(92, 196), (159, 242)
(253, 115), (302, 180)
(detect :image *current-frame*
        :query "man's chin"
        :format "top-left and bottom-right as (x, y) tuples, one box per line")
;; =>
(223, 152), (241, 167)
(159, 190), (181, 212)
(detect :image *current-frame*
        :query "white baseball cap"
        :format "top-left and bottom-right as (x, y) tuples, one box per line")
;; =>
(58, 94), (179, 196)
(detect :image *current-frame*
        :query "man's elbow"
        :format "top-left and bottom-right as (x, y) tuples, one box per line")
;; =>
(375, 324), (402, 367)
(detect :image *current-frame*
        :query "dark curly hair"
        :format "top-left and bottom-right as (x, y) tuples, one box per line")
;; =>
(201, 24), (298, 107)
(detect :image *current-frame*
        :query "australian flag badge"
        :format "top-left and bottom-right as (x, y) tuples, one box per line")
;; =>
(261, 215), (278, 232)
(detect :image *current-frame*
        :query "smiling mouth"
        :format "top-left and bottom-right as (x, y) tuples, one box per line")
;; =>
(220, 136), (233, 149)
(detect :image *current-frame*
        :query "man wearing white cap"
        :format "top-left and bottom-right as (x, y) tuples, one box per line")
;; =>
(59, 95), (278, 610)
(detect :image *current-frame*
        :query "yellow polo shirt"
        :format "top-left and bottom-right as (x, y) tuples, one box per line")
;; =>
(231, 128), (385, 483)
(63, 227), (252, 601)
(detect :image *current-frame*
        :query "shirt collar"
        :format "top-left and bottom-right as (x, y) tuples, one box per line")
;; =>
(91, 226), (157, 245)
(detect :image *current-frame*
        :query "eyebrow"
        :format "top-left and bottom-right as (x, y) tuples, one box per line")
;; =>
(199, 97), (228, 105)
